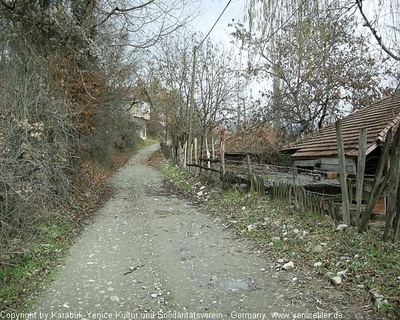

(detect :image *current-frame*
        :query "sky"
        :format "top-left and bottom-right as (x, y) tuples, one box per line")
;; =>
(189, 0), (247, 47)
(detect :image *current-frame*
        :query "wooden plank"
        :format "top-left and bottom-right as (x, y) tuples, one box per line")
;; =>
(198, 157), (221, 163)
(355, 128), (367, 226)
(183, 141), (187, 169)
(194, 138), (198, 166)
(293, 167), (298, 204)
(393, 192), (400, 242)
(247, 154), (254, 192)
(211, 137), (215, 159)
(383, 129), (400, 241)
(189, 143), (193, 165)
(336, 119), (351, 225)
(359, 129), (393, 232)
(187, 164), (221, 174)
(205, 137), (211, 168)
(220, 130), (225, 176)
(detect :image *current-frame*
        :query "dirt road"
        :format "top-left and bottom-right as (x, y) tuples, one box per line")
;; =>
(29, 145), (370, 319)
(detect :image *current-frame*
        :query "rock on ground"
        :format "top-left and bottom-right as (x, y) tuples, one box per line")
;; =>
(28, 145), (380, 319)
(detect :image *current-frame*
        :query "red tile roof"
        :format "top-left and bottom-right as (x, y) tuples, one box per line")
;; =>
(282, 93), (400, 158)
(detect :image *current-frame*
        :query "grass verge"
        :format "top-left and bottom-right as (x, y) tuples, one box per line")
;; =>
(157, 162), (400, 320)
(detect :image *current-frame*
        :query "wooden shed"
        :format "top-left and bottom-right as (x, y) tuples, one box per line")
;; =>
(282, 93), (400, 174)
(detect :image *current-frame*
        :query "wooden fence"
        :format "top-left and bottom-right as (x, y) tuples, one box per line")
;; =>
(167, 123), (400, 243)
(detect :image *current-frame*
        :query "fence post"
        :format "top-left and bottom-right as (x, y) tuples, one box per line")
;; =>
(220, 130), (226, 177)
(360, 129), (393, 232)
(183, 141), (187, 169)
(393, 194), (400, 241)
(355, 128), (367, 226)
(247, 154), (254, 192)
(189, 143), (194, 172)
(205, 137), (211, 168)
(383, 129), (400, 241)
(194, 137), (198, 164)
(293, 167), (298, 204)
(336, 119), (351, 226)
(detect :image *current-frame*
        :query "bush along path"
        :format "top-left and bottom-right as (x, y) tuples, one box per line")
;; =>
(24, 145), (384, 319)
(156, 158), (399, 320)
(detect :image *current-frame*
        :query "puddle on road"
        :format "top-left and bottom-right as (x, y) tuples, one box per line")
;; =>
(207, 277), (256, 292)
(180, 255), (196, 262)
(154, 209), (183, 217)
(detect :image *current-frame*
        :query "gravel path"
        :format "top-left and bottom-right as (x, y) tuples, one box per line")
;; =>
(29, 145), (364, 319)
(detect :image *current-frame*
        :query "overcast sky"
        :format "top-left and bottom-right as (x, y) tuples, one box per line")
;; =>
(189, 0), (246, 46)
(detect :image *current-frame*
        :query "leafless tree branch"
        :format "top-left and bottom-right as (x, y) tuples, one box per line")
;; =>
(96, 0), (156, 27)
(356, 0), (400, 61)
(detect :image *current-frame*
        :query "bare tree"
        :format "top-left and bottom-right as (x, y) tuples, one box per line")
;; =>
(354, 0), (400, 62)
(233, 8), (390, 139)
(194, 40), (236, 137)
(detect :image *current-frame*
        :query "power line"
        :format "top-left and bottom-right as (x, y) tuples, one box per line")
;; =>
(187, 0), (232, 160)
(197, 0), (232, 49)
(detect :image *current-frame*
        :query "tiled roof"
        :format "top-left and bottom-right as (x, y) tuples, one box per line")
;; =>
(282, 93), (400, 158)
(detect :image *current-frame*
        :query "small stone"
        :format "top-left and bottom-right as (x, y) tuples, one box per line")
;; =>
(282, 261), (294, 270)
(271, 236), (281, 243)
(107, 287), (114, 291)
(314, 262), (322, 267)
(312, 245), (323, 253)
(374, 297), (388, 309)
(336, 224), (348, 231)
(200, 186), (206, 190)
(337, 269), (348, 277)
(247, 224), (256, 232)
(151, 293), (158, 298)
(197, 191), (203, 197)
(357, 284), (365, 289)
(293, 229), (300, 234)
(260, 268), (266, 272)
(277, 259), (284, 263)
(110, 296), (120, 303)
(331, 276), (342, 285)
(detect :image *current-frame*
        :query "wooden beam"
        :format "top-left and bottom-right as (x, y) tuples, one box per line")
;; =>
(187, 163), (221, 174)
(355, 128), (367, 226)
(359, 129), (393, 232)
(336, 119), (351, 225)
(247, 154), (254, 192)
(220, 130), (226, 176)
(383, 128), (400, 241)
(198, 157), (221, 163)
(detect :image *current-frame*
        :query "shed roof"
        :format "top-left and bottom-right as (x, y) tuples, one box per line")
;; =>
(282, 93), (400, 159)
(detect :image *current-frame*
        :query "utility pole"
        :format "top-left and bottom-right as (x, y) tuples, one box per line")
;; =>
(187, 45), (197, 164)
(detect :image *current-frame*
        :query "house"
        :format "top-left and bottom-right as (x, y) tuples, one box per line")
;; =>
(126, 100), (150, 139)
(282, 93), (400, 175)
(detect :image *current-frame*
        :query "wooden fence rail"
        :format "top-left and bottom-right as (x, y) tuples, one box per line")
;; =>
(167, 125), (400, 242)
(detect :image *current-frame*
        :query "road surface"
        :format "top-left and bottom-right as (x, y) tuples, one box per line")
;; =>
(29, 145), (373, 319)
